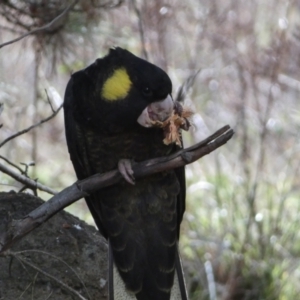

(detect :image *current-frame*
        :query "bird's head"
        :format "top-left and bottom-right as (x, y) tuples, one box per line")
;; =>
(70, 47), (174, 133)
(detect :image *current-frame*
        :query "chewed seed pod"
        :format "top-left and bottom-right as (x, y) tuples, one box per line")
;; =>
(150, 102), (194, 147)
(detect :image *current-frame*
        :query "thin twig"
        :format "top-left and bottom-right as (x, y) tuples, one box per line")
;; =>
(18, 281), (33, 299)
(14, 249), (92, 300)
(0, 0), (79, 49)
(0, 162), (57, 195)
(0, 125), (234, 253)
(0, 155), (25, 175)
(44, 89), (55, 113)
(0, 103), (63, 148)
(20, 162), (35, 177)
(44, 290), (54, 300)
(175, 69), (201, 103)
(6, 251), (88, 300)
(31, 272), (39, 300)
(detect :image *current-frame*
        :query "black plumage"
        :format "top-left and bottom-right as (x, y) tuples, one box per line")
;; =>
(64, 47), (187, 300)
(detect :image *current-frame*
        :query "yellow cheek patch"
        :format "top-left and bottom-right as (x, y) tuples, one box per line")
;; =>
(101, 68), (132, 101)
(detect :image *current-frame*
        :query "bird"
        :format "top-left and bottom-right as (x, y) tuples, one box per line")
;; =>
(64, 47), (187, 300)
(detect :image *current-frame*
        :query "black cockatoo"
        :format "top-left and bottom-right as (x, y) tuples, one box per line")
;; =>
(64, 47), (187, 300)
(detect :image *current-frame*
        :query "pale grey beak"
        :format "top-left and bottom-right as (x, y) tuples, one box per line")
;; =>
(137, 94), (174, 128)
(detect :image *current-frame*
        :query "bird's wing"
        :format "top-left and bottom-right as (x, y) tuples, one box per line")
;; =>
(63, 74), (108, 236)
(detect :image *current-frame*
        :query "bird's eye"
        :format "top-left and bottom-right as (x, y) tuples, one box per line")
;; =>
(142, 87), (152, 97)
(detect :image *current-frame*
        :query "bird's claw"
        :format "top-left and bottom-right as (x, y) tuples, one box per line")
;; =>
(118, 159), (135, 185)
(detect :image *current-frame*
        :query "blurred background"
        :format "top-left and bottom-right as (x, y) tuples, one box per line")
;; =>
(1, 0), (300, 299)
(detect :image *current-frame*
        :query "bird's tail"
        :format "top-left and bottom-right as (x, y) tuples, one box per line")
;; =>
(108, 241), (188, 300)
(172, 247), (188, 300)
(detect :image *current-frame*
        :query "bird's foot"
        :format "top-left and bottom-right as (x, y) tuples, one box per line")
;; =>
(118, 159), (135, 185)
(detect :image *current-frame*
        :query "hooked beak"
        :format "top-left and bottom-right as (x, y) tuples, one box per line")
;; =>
(137, 94), (174, 128)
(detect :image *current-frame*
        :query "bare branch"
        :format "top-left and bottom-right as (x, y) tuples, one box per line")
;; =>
(0, 162), (58, 195)
(0, 125), (234, 253)
(20, 161), (35, 178)
(0, 103), (63, 148)
(175, 69), (201, 103)
(44, 89), (55, 113)
(0, 1), (78, 49)
(0, 155), (25, 175)
(4, 251), (88, 300)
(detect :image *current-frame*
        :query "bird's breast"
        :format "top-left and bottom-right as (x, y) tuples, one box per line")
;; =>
(86, 127), (173, 175)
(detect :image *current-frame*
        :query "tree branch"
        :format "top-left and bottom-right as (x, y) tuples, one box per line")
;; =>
(0, 162), (58, 195)
(0, 155), (25, 175)
(0, 103), (63, 148)
(0, 125), (234, 254)
(0, 1), (79, 49)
